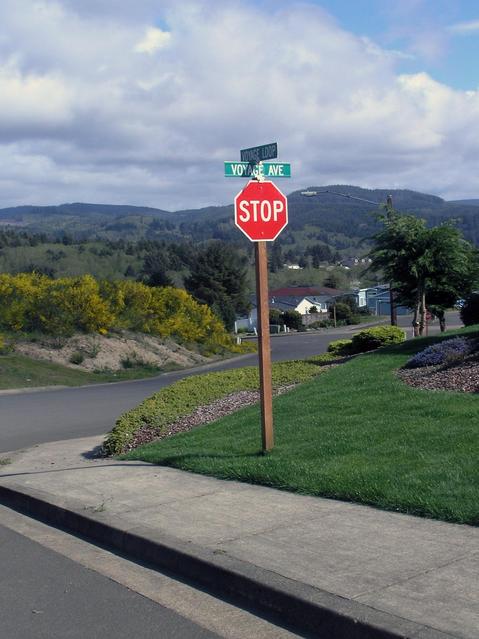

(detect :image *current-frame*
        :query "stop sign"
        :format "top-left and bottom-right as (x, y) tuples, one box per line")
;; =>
(234, 180), (288, 241)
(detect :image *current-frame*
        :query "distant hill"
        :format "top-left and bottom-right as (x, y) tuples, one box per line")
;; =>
(0, 202), (171, 219)
(2, 186), (479, 248)
(448, 199), (479, 206)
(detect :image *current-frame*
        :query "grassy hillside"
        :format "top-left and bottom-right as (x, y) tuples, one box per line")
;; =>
(0, 242), (142, 280)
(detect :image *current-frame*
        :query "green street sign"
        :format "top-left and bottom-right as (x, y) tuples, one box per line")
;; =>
(240, 143), (277, 163)
(224, 162), (291, 178)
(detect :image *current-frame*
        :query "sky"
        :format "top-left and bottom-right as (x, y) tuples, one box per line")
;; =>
(1, 0), (479, 210)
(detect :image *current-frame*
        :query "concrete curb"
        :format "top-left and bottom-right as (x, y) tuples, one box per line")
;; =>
(0, 385), (70, 396)
(0, 482), (456, 639)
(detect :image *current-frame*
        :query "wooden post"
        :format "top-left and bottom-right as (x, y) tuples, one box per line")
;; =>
(255, 241), (274, 452)
(389, 284), (397, 326)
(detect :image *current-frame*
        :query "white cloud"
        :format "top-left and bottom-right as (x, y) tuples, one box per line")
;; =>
(135, 27), (171, 54)
(0, 62), (72, 132)
(0, 0), (478, 209)
(449, 19), (479, 34)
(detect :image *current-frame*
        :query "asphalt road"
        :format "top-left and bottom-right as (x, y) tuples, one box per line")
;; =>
(0, 312), (462, 453)
(0, 328), (355, 452)
(0, 522), (221, 639)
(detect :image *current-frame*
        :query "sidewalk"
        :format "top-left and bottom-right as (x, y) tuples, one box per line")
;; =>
(0, 436), (477, 639)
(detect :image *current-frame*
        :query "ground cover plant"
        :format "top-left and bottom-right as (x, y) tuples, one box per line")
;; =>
(405, 337), (472, 368)
(121, 326), (479, 525)
(104, 356), (336, 455)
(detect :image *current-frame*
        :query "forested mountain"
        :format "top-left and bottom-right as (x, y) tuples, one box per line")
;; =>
(0, 202), (170, 219)
(2, 185), (479, 249)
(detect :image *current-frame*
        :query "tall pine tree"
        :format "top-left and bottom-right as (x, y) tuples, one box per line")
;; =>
(185, 242), (250, 330)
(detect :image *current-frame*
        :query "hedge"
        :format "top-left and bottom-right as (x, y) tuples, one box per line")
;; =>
(350, 325), (405, 352)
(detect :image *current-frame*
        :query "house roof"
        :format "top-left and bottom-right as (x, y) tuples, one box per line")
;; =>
(269, 300), (300, 312)
(304, 295), (333, 304)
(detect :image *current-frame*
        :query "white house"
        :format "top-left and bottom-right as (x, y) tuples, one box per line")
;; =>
(235, 294), (331, 332)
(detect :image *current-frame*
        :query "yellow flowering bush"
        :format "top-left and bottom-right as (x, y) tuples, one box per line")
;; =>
(0, 273), (249, 352)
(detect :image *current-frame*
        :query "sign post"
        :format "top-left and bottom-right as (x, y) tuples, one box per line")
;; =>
(255, 240), (274, 451)
(233, 160), (288, 453)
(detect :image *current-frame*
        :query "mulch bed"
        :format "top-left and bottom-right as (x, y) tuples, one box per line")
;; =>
(397, 359), (479, 393)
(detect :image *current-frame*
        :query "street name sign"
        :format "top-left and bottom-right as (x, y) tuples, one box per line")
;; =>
(240, 142), (277, 163)
(234, 180), (288, 242)
(224, 161), (291, 178)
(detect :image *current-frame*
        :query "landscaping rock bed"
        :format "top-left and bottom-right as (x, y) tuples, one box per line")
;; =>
(398, 359), (479, 393)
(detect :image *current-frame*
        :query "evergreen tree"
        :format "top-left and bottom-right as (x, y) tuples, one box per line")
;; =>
(185, 241), (249, 330)
(141, 247), (173, 287)
(323, 271), (346, 289)
(269, 242), (283, 273)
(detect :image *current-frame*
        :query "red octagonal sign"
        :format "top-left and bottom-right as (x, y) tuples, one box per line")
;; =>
(234, 180), (288, 242)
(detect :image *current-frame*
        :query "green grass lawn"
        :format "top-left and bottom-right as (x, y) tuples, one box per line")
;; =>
(0, 354), (172, 389)
(123, 326), (479, 525)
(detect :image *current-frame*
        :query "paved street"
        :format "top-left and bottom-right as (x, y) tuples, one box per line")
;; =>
(0, 312), (462, 453)
(0, 326), (357, 452)
(0, 522), (222, 639)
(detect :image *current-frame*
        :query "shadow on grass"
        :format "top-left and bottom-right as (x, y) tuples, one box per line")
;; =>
(134, 451), (266, 466)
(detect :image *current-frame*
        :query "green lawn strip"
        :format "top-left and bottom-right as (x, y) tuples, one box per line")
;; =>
(122, 326), (479, 525)
(0, 354), (178, 390)
(105, 358), (335, 455)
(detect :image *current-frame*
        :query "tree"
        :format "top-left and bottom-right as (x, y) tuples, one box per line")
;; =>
(323, 271), (346, 289)
(369, 210), (479, 335)
(269, 309), (284, 325)
(282, 310), (303, 331)
(460, 293), (479, 326)
(124, 264), (136, 278)
(269, 242), (283, 273)
(141, 247), (173, 287)
(297, 255), (308, 269)
(308, 244), (334, 268)
(330, 302), (352, 323)
(335, 295), (359, 314)
(185, 242), (250, 331)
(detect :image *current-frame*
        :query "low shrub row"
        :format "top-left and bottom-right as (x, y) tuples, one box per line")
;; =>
(104, 357), (333, 455)
(328, 325), (405, 356)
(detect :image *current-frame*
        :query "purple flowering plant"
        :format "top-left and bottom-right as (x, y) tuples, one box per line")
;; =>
(406, 337), (471, 369)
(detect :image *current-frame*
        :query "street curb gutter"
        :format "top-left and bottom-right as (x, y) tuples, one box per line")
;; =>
(0, 483), (455, 639)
